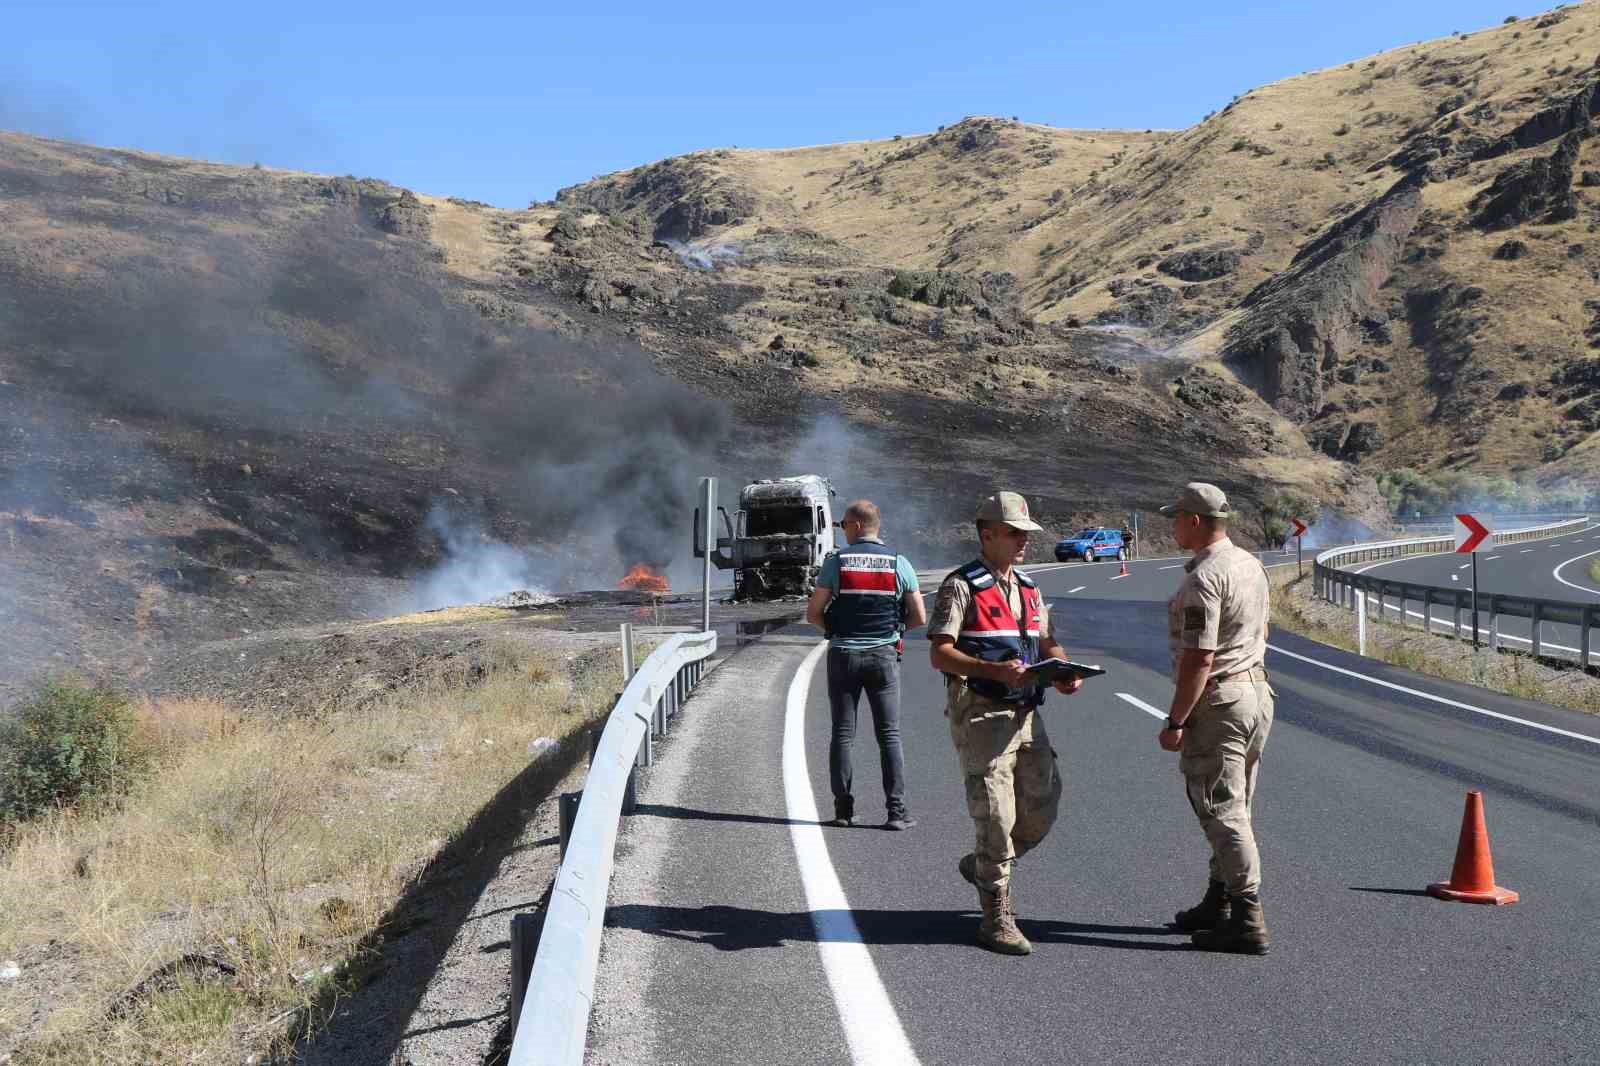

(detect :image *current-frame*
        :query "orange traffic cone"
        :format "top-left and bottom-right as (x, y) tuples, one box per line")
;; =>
(1426, 791), (1518, 905)
(1118, 560), (1129, 577)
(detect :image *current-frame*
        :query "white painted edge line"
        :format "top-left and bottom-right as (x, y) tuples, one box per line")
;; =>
(783, 640), (922, 1066)
(1551, 548), (1600, 599)
(1115, 692), (1167, 721)
(1158, 564), (1183, 570)
(1066, 585), (1086, 594)
(1266, 642), (1600, 746)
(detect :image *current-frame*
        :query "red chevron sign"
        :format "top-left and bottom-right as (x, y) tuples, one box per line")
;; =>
(1454, 513), (1490, 553)
(1291, 518), (1308, 539)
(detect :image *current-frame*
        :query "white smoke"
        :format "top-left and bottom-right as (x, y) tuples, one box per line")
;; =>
(398, 508), (551, 612)
(665, 239), (742, 270)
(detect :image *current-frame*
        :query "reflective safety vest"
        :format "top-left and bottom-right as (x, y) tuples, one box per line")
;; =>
(953, 558), (1045, 705)
(826, 539), (904, 643)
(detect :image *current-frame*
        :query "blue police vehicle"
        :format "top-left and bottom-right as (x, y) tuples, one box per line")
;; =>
(1054, 526), (1127, 563)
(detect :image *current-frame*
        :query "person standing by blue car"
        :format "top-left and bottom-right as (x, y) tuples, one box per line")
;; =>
(805, 499), (927, 830)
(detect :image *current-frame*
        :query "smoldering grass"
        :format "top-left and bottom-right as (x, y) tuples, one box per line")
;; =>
(0, 641), (616, 1064)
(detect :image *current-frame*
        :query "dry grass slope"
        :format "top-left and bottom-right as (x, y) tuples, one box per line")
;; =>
(0, 641), (619, 1064)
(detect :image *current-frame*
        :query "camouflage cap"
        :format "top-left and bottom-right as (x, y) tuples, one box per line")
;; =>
(975, 490), (1043, 532)
(1159, 482), (1231, 518)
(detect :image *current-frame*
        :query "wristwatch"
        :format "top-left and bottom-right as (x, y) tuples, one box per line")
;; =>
(1165, 716), (1187, 731)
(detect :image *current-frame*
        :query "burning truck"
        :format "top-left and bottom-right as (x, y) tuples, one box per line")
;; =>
(701, 474), (838, 600)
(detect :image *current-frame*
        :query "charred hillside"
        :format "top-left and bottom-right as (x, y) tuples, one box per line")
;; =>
(18, 3), (1600, 693)
(544, 2), (1600, 489)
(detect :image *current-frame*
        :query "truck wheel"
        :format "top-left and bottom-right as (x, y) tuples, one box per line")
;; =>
(1083, 548), (1095, 563)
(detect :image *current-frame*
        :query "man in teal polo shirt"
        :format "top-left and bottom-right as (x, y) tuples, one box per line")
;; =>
(805, 499), (927, 829)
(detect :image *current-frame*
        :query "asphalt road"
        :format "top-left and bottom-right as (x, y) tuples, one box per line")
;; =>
(587, 553), (1600, 1066)
(1337, 523), (1600, 663)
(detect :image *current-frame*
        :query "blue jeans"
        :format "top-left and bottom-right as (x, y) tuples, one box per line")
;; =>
(826, 644), (907, 819)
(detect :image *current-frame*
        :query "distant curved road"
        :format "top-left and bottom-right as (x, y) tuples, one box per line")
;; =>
(1343, 523), (1600, 661)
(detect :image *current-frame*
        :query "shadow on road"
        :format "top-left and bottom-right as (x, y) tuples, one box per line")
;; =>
(606, 903), (1192, 953)
(633, 802), (814, 828)
(1348, 886), (1432, 898)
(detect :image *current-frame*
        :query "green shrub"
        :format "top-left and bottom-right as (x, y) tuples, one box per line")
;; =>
(0, 676), (149, 825)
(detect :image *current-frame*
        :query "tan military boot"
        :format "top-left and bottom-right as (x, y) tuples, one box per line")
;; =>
(1172, 880), (1230, 932)
(977, 886), (1033, 956)
(1190, 891), (1269, 955)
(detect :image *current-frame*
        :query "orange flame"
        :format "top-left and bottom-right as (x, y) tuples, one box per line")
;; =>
(619, 562), (670, 594)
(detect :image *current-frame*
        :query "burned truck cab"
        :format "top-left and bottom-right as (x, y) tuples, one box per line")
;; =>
(701, 474), (837, 600)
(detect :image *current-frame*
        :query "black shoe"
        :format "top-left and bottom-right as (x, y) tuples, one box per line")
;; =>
(1172, 880), (1230, 933)
(884, 814), (917, 831)
(825, 814), (854, 828)
(1190, 892), (1270, 955)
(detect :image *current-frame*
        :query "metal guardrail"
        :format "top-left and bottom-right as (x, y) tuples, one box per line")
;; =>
(1313, 516), (1598, 663)
(508, 628), (718, 1066)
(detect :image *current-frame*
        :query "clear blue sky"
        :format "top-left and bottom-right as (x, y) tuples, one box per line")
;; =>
(3, 1), (1540, 208)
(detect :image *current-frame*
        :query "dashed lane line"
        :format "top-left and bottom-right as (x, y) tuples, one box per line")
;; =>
(1066, 586), (1086, 594)
(1267, 643), (1600, 746)
(783, 640), (921, 1066)
(1115, 692), (1166, 721)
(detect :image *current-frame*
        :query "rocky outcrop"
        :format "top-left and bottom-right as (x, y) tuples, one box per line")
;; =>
(1158, 244), (1241, 282)
(374, 189), (432, 237)
(1471, 130), (1583, 229)
(1221, 175), (1424, 421)
(557, 156), (759, 241)
(1093, 279), (1183, 331)
(886, 269), (1031, 334)
(1473, 80), (1600, 161)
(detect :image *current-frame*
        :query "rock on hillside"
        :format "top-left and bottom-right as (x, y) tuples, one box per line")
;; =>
(1222, 175), (1425, 422)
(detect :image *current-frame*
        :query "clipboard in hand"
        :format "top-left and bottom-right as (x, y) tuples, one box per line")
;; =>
(1023, 658), (1106, 686)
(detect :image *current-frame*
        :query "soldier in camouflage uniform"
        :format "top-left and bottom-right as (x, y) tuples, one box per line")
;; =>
(1158, 482), (1275, 956)
(928, 491), (1084, 955)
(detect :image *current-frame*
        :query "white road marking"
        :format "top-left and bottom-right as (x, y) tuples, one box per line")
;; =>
(1066, 585), (1086, 594)
(1486, 555), (1501, 561)
(1456, 563), (1471, 570)
(1521, 549), (1536, 553)
(1551, 548), (1600, 599)
(1267, 642), (1600, 746)
(1159, 564), (1183, 570)
(784, 640), (921, 1066)
(1109, 574), (1130, 581)
(1115, 692), (1167, 721)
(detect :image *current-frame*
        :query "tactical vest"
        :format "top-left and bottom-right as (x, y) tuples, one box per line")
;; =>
(826, 539), (903, 643)
(953, 558), (1045, 705)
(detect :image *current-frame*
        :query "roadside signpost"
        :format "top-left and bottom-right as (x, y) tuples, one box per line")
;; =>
(1292, 517), (1309, 578)
(1455, 513), (1491, 647)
